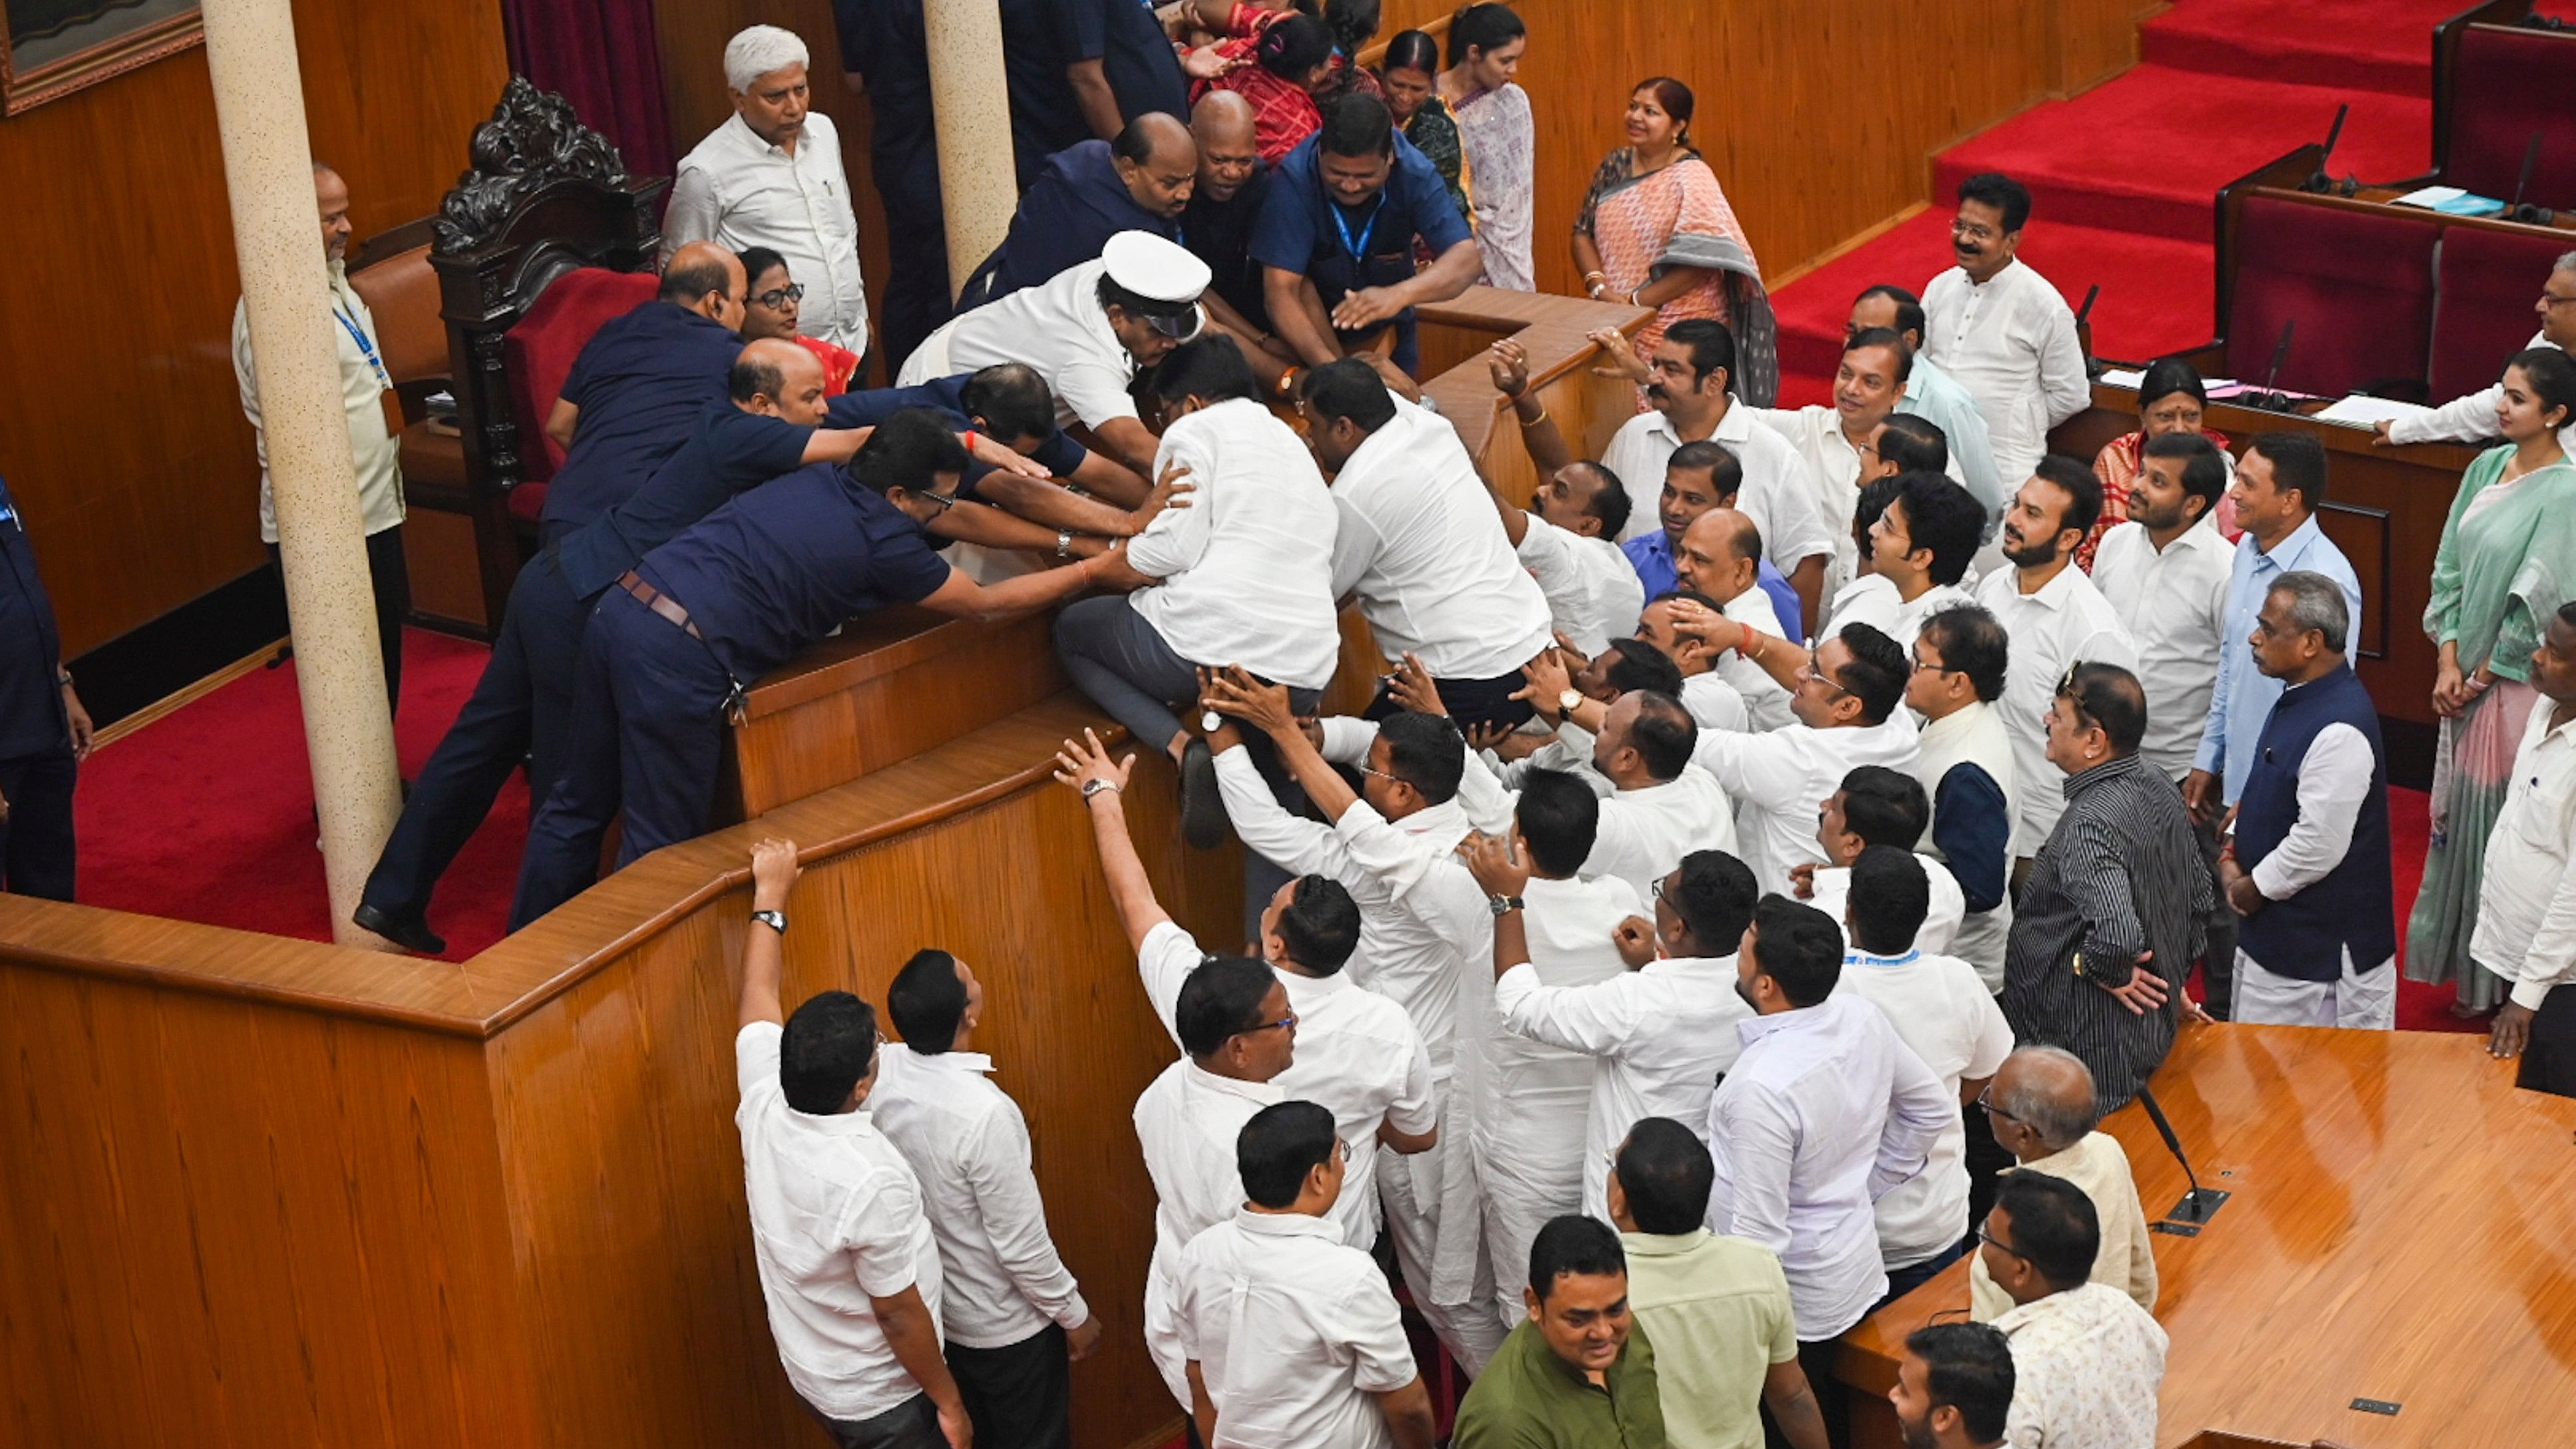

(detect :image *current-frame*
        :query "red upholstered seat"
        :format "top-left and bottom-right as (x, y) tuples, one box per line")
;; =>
(2226, 195), (2437, 399)
(2430, 226), (2571, 404)
(502, 268), (659, 485)
(2444, 25), (2576, 210)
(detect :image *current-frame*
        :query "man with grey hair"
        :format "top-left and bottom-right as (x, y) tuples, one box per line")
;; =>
(1967, 1046), (2157, 1322)
(2217, 570), (2396, 1028)
(667, 25), (872, 355)
(2376, 250), (2576, 452)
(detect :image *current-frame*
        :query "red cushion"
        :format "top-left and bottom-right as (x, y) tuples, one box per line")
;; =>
(502, 268), (659, 482)
(2226, 195), (2437, 398)
(2445, 25), (2576, 209)
(506, 480), (549, 525)
(2431, 225), (2572, 403)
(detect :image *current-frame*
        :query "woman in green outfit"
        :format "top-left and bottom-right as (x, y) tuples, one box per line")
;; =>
(2407, 347), (2576, 1013)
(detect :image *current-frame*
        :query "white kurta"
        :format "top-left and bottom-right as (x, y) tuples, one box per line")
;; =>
(666, 111), (870, 351)
(1920, 258), (2088, 489)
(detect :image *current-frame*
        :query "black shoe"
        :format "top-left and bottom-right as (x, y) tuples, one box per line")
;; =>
(354, 901), (446, 956)
(1180, 737), (1226, 851)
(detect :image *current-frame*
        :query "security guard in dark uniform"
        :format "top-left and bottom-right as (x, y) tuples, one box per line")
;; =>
(0, 475), (92, 899)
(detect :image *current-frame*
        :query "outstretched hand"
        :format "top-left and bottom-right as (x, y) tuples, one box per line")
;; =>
(1457, 830), (1532, 899)
(1052, 727), (1135, 798)
(749, 837), (801, 909)
(1200, 665), (1299, 738)
(1387, 652), (1448, 717)
(1486, 337), (1531, 399)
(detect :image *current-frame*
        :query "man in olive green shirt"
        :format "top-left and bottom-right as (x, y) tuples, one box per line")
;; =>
(1453, 1215), (1666, 1448)
(1609, 1119), (1831, 1449)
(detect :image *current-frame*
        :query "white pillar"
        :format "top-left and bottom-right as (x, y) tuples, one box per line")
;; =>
(922, 0), (1019, 300)
(200, 0), (403, 947)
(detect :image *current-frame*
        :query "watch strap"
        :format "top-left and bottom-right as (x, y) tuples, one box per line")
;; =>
(750, 909), (788, 935)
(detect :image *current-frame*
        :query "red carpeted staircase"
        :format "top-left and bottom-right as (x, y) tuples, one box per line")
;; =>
(1769, 0), (2474, 403)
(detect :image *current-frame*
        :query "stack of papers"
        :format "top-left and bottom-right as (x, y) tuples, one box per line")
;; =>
(2389, 185), (2506, 217)
(2313, 395), (2434, 429)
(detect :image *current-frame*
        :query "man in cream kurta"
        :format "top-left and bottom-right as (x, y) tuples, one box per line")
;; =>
(1919, 174), (2089, 491)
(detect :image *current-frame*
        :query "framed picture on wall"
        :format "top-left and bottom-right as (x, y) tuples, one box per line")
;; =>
(3, 0), (202, 114)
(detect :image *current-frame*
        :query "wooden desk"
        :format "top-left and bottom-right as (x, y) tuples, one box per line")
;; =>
(1836, 1024), (2576, 1448)
(2049, 385), (2482, 787)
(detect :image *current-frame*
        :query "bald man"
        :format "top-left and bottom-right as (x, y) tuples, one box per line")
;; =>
(232, 161), (410, 719)
(1181, 91), (1292, 366)
(1673, 508), (1794, 729)
(353, 339), (864, 954)
(536, 241), (749, 543)
(1966, 1046), (2157, 1323)
(962, 112), (1197, 308)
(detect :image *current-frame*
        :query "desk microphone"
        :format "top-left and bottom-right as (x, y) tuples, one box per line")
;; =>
(2507, 134), (2557, 226)
(2300, 104), (2360, 197)
(2137, 1086), (2231, 1230)
(2245, 319), (2297, 413)
(2074, 284), (2104, 380)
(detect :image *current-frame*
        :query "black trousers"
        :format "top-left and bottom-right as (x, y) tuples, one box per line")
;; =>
(801, 1391), (945, 1449)
(0, 750), (77, 900)
(361, 550), (587, 925)
(2192, 798), (2235, 1018)
(949, 1323), (1070, 1449)
(2519, 985), (2576, 1098)
(868, 133), (952, 379)
(1364, 668), (1535, 734)
(270, 524), (407, 720)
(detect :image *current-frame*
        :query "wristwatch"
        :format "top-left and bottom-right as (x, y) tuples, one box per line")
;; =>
(750, 909), (788, 935)
(1486, 894), (1524, 917)
(1055, 529), (1074, 559)
(1081, 777), (1121, 800)
(1557, 688), (1584, 720)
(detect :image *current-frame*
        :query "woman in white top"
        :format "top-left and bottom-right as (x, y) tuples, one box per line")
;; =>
(1437, 5), (1535, 292)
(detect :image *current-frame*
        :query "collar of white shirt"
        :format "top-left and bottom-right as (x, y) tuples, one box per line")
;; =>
(802, 1104), (882, 1137)
(1188, 1062), (1286, 1105)
(1734, 987), (1855, 1048)
(2012, 560), (2093, 611)
(1230, 1206), (1348, 1245)
(894, 1044), (996, 1078)
(1644, 395), (1757, 448)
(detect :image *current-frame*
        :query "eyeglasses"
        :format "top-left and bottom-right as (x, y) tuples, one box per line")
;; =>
(1972, 1083), (2024, 1125)
(1974, 1226), (2027, 1261)
(2541, 289), (2576, 310)
(1910, 651), (1957, 676)
(1797, 652), (1850, 698)
(913, 487), (960, 515)
(1237, 1010), (1298, 1038)
(753, 284), (806, 309)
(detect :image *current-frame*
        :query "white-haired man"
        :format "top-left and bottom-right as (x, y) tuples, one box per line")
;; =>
(667, 25), (871, 356)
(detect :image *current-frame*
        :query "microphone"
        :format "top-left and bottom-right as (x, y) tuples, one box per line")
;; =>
(2300, 104), (2359, 196)
(2245, 319), (2297, 412)
(2137, 1086), (2230, 1231)
(2074, 284), (2104, 380)
(2508, 134), (2557, 226)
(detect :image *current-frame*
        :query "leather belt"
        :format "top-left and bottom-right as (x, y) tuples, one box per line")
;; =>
(618, 571), (703, 640)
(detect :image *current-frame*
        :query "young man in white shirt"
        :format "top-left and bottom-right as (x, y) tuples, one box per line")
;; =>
(2090, 433), (2233, 785)
(1919, 173), (2089, 491)
(1500, 680), (1740, 896)
(1905, 608), (2020, 988)
(1796, 766), (1966, 957)
(731, 839), (968, 1449)
(1978, 1173), (2168, 1449)
(1300, 358), (1555, 729)
(1466, 840), (1760, 1225)
(1832, 471), (1984, 652)
(1974, 458), (2139, 865)
(1635, 593), (1753, 733)
(1835, 847), (2014, 1301)
(1751, 327), (1936, 607)
(1177, 1102), (1437, 1449)
(1599, 319), (1835, 628)
(1851, 284), (2007, 532)
(1672, 508), (1796, 730)
(2478, 602), (2576, 1094)
(1055, 336), (1342, 849)
(666, 28), (871, 353)
(870, 949), (1101, 1448)
(1672, 613), (1924, 896)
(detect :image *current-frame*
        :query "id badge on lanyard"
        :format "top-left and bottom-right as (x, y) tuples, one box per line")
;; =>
(337, 305), (403, 435)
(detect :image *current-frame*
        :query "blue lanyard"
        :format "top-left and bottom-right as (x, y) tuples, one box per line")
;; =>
(335, 304), (391, 389)
(1330, 192), (1386, 262)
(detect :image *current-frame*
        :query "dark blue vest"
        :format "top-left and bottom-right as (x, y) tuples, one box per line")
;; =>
(2235, 664), (2395, 982)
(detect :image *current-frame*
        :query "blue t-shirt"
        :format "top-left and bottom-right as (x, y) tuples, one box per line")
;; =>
(552, 405), (813, 601)
(824, 379), (1089, 501)
(1622, 532), (1806, 644)
(0, 476), (70, 759)
(1250, 132), (1473, 335)
(976, 140), (1180, 302)
(637, 462), (955, 682)
(542, 302), (743, 529)
(1053, 0), (1186, 130)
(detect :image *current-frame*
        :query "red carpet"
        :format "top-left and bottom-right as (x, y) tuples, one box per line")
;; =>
(76, 628), (522, 960)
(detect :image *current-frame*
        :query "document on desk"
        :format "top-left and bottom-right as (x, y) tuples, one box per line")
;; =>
(2388, 185), (2507, 217)
(2313, 395), (2434, 429)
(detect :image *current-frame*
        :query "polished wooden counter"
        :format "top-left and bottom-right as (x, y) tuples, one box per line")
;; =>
(1836, 1024), (2576, 1449)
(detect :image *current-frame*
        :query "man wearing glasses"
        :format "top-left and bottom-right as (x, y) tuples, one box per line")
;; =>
(1918, 172), (2089, 493)
(512, 411), (1122, 926)
(1975, 1172), (2168, 1449)
(1964, 1046), (2155, 1323)
(1903, 606), (2019, 990)
(2376, 251), (2576, 452)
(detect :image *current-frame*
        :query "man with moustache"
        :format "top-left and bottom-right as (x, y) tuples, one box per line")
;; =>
(1749, 327), (1951, 607)
(1920, 173), (2088, 493)
(960, 112), (1198, 307)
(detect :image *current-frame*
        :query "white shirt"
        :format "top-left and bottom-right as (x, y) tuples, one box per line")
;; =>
(734, 1022), (944, 1420)
(1692, 713), (1922, 897)
(1716, 584), (1796, 731)
(1584, 769), (1742, 899)
(1600, 404), (1838, 582)
(2090, 515), (2234, 781)
(1135, 1055), (1284, 1407)
(868, 1044), (1087, 1350)
(231, 263), (407, 545)
(1820, 577), (1979, 654)
(666, 112), (869, 351)
(900, 256), (1138, 431)
(1921, 258), (2089, 487)
(1895, 354), (2008, 532)
(1177, 1210), (1419, 1449)
(2243, 708), (2374, 904)
(1992, 1281), (2169, 1449)
(1705, 992), (1954, 1339)
(1974, 562), (2139, 856)
(1330, 401), (1553, 678)
(1753, 406), (1979, 610)
(2474, 704), (2576, 1010)
(2388, 329), (2576, 453)
(1834, 953), (2014, 1267)
(1127, 398), (1343, 690)
(1519, 513), (1647, 656)
(1682, 670), (1751, 733)
(1497, 952), (1752, 1221)
(1807, 861), (1966, 958)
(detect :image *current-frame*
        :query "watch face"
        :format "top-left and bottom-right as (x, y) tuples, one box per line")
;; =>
(1560, 689), (1584, 713)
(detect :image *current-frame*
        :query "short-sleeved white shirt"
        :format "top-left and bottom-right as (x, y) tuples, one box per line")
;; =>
(900, 256), (1137, 431)
(735, 1022), (944, 1420)
(1177, 1210), (1419, 1448)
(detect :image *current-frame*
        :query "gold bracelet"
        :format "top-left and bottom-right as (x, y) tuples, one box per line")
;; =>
(1519, 405), (1549, 427)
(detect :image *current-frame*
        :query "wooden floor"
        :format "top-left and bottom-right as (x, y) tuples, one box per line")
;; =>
(1837, 1024), (2576, 1449)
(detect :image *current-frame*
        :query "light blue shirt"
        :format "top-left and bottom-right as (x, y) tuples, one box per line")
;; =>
(2192, 513), (2363, 804)
(1895, 354), (2006, 534)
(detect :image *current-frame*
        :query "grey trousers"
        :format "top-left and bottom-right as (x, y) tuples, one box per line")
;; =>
(1054, 594), (1206, 755)
(802, 1391), (944, 1449)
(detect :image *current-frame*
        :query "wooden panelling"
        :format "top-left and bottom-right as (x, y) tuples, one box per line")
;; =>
(401, 504), (490, 632)
(0, 0), (508, 657)
(1835, 1024), (2576, 1448)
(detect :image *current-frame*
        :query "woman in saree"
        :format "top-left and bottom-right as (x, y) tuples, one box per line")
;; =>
(2406, 347), (2576, 1014)
(1437, 3), (1534, 291)
(1378, 29), (1468, 228)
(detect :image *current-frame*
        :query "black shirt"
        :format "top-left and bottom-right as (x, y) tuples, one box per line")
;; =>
(552, 405), (813, 600)
(1004, 0), (1089, 186)
(834, 0), (934, 162)
(1183, 161), (1274, 331)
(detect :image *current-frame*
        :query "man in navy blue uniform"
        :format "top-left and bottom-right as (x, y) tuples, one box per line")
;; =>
(510, 410), (1130, 927)
(535, 242), (747, 544)
(0, 476), (91, 900)
(1252, 93), (1481, 381)
(960, 113), (1196, 310)
(1060, 0), (1187, 143)
(829, 361), (1155, 524)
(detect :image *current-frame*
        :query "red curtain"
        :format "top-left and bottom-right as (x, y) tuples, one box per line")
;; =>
(501, 0), (677, 179)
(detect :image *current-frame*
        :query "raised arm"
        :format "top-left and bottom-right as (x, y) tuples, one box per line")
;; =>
(1053, 729), (1169, 952)
(738, 837), (799, 1028)
(1202, 667), (1365, 825)
(1487, 338), (1574, 483)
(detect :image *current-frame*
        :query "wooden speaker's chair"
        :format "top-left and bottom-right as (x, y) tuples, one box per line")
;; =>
(427, 76), (669, 633)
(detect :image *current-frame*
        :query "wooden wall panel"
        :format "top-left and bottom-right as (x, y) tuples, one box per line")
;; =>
(0, 0), (508, 656)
